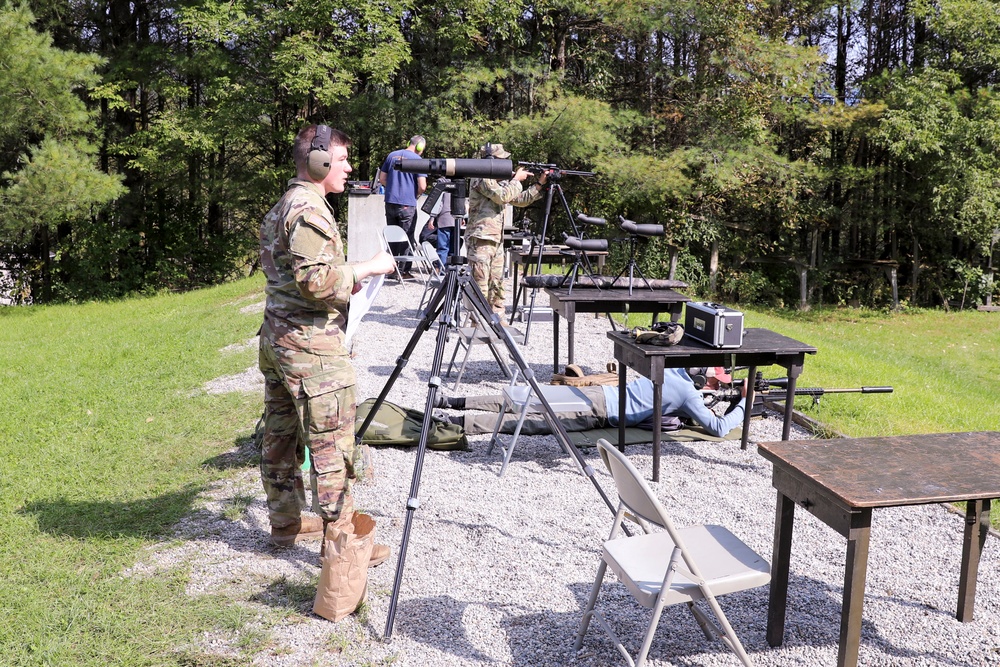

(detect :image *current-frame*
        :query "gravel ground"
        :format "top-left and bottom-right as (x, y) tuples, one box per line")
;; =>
(134, 276), (1000, 666)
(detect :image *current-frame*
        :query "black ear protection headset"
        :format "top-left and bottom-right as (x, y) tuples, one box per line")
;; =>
(687, 367), (708, 390)
(306, 124), (333, 180)
(483, 142), (493, 158)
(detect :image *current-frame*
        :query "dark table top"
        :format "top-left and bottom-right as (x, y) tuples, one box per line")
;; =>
(512, 246), (608, 263)
(758, 431), (1000, 508)
(607, 328), (817, 359)
(547, 287), (689, 305)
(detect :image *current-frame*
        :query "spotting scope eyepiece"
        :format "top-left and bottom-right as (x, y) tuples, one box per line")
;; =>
(576, 211), (607, 226)
(395, 157), (514, 179)
(619, 216), (665, 238)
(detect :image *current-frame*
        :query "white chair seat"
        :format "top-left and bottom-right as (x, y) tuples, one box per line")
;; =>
(604, 525), (771, 608)
(445, 321), (524, 390)
(574, 439), (771, 667)
(487, 384), (592, 476)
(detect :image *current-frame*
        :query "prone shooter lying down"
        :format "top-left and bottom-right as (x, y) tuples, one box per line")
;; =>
(435, 367), (747, 438)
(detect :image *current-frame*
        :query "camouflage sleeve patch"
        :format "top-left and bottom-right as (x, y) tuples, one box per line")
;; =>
(300, 212), (334, 237)
(289, 223), (330, 260)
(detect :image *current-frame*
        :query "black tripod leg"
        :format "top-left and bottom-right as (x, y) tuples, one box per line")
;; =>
(555, 186), (600, 286)
(464, 283), (620, 515)
(382, 269), (465, 641)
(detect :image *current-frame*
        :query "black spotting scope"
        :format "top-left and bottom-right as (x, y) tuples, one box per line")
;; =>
(395, 157), (514, 179)
(619, 216), (665, 237)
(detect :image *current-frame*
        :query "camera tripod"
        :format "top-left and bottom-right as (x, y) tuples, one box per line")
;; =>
(512, 179), (602, 344)
(613, 216), (665, 295)
(354, 179), (619, 641)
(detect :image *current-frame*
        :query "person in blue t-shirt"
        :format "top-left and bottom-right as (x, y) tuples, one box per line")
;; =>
(437, 367), (747, 438)
(380, 135), (427, 276)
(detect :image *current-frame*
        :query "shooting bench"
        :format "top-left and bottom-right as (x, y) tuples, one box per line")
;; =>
(509, 245), (609, 311)
(608, 327), (817, 481)
(548, 286), (690, 375)
(759, 431), (1000, 667)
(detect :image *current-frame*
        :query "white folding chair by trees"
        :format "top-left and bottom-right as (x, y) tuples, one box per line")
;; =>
(382, 225), (431, 283)
(575, 439), (771, 667)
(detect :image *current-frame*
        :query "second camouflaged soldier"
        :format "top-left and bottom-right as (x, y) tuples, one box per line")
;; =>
(258, 124), (396, 563)
(466, 143), (548, 315)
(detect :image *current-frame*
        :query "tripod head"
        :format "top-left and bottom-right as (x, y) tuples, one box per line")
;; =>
(421, 178), (470, 266)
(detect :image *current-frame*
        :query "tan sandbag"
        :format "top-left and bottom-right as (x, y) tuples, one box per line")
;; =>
(313, 513), (376, 621)
(550, 372), (619, 387)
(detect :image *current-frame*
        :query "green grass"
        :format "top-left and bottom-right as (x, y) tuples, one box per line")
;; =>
(0, 277), (267, 666)
(3, 276), (999, 664)
(626, 305), (999, 438)
(737, 306), (999, 439)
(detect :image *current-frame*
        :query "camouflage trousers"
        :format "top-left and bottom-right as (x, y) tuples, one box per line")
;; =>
(467, 236), (505, 312)
(258, 341), (358, 528)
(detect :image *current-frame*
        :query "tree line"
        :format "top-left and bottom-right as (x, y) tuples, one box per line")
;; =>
(2, 0), (998, 308)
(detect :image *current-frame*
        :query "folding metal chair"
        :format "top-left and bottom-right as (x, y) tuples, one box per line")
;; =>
(382, 225), (431, 283)
(486, 383), (594, 477)
(418, 241), (444, 312)
(444, 295), (523, 390)
(574, 439), (771, 667)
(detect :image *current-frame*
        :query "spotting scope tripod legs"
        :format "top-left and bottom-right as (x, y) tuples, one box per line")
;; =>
(354, 259), (621, 642)
(517, 183), (598, 344)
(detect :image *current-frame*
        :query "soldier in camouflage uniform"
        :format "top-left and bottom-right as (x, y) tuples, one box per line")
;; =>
(466, 143), (548, 314)
(258, 124), (395, 554)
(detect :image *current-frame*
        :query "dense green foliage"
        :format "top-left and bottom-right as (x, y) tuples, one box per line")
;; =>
(2, 0), (999, 307)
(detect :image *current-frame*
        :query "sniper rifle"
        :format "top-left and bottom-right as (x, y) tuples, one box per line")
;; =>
(517, 161), (595, 182)
(703, 374), (893, 410)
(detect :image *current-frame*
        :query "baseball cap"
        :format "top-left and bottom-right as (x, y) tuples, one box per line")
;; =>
(479, 142), (511, 159)
(707, 366), (733, 383)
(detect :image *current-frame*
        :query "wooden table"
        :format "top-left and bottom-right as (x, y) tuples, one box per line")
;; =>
(608, 328), (817, 480)
(758, 432), (1000, 667)
(548, 288), (690, 374)
(509, 246), (608, 309)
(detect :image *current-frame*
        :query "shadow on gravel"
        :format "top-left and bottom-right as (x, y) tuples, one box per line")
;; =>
(393, 571), (972, 666)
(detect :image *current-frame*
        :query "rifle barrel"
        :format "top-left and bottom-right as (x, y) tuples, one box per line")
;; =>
(765, 386), (893, 397)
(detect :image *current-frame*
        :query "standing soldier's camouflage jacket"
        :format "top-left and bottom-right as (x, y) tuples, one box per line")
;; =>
(259, 179), (356, 393)
(467, 178), (544, 242)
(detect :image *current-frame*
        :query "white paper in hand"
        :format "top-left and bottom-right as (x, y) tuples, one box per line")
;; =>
(345, 273), (385, 346)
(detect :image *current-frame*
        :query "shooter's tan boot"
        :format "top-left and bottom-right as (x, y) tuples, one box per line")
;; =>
(270, 514), (325, 547)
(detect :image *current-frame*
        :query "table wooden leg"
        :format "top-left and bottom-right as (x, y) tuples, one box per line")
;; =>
(669, 303), (683, 323)
(552, 313), (560, 374)
(740, 364), (758, 450)
(617, 361), (627, 453)
(567, 318), (575, 367)
(767, 491), (795, 647)
(781, 364), (803, 441)
(957, 498), (991, 621)
(838, 510), (872, 667)
(652, 380), (662, 482)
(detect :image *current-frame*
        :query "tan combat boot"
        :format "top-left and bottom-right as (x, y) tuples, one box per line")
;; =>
(270, 514), (326, 547)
